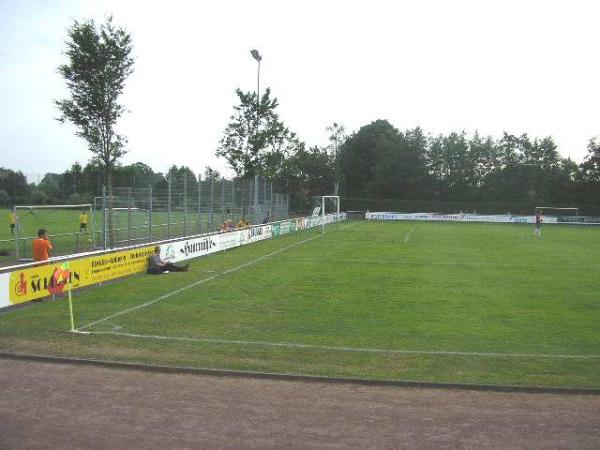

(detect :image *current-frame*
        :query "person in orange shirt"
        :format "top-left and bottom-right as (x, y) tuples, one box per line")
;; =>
(32, 228), (53, 262)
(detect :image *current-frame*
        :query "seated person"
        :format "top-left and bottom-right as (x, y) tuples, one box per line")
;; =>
(147, 246), (189, 274)
(227, 220), (236, 231)
(236, 218), (247, 229)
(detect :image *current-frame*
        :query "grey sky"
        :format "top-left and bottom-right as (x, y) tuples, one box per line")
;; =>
(1, 0), (598, 179)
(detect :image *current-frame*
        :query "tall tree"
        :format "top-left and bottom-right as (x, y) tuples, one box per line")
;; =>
(55, 16), (134, 245)
(216, 88), (296, 178)
(203, 167), (222, 182)
(326, 122), (347, 194)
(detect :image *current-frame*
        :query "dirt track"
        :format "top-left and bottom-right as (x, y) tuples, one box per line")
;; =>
(1, 358), (599, 449)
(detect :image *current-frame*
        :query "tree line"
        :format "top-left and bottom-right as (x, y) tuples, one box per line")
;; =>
(0, 163), (220, 207)
(337, 120), (600, 214)
(215, 88), (600, 214)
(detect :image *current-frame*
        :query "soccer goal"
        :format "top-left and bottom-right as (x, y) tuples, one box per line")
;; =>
(13, 204), (95, 260)
(535, 206), (579, 217)
(314, 195), (341, 233)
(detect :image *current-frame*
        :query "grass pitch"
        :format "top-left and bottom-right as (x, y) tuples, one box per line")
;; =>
(1, 220), (599, 388)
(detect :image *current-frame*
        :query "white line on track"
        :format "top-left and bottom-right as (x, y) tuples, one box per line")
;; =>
(404, 227), (415, 243)
(76, 233), (323, 332)
(85, 330), (600, 359)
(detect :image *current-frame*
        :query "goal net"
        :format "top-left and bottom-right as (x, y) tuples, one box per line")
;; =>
(13, 204), (95, 260)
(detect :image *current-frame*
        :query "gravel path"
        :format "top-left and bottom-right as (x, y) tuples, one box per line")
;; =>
(1, 358), (599, 449)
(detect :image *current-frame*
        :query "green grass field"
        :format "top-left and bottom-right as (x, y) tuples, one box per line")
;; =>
(1, 220), (599, 388)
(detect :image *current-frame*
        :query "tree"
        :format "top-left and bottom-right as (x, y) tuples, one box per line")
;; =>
(338, 120), (400, 197)
(216, 88), (297, 178)
(203, 167), (221, 182)
(55, 16), (134, 245)
(578, 138), (600, 205)
(0, 168), (29, 205)
(326, 122), (347, 194)
(286, 145), (335, 210)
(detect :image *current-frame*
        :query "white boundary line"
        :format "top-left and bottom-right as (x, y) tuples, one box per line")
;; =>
(404, 227), (415, 243)
(85, 330), (600, 360)
(76, 232), (323, 332)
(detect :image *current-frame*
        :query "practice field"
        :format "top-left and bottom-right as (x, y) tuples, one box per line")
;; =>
(1, 220), (599, 388)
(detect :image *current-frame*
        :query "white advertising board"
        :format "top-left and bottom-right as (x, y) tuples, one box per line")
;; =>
(246, 225), (272, 243)
(0, 273), (10, 309)
(366, 212), (558, 225)
(161, 235), (220, 263)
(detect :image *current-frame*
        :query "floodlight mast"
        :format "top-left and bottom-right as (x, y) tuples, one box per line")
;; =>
(250, 49), (262, 123)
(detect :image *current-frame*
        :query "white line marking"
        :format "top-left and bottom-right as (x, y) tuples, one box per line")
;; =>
(338, 222), (361, 230)
(86, 331), (600, 360)
(404, 227), (415, 243)
(76, 233), (322, 332)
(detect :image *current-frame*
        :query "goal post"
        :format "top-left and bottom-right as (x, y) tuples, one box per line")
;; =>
(314, 195), (340, 233)
(13, 203), (95, 260)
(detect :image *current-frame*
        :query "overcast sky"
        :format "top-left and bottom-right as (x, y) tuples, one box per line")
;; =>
(1, 0), (598, 180)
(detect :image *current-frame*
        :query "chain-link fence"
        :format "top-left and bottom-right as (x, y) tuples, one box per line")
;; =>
(94, 175), (288, 249)
(0, 175), (288, 266)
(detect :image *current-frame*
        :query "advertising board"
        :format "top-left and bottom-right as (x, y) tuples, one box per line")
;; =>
(366, 212), (558, 225)
(0, 273), (9, 309)
(7, 246), (155, 305)
(161, 235), (219, 263)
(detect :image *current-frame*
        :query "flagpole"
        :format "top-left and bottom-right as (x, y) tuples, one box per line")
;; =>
(66, 262), (75, 332)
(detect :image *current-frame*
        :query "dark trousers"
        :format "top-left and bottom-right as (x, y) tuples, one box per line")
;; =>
(147, 262), (186, 274)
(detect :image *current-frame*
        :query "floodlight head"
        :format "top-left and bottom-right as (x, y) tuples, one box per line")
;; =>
(250, 49), (262, 62)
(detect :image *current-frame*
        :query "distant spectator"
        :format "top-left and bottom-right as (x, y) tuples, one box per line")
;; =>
(237, 218), (250, 229)
(262, 211), (270, 224)
(147, 246), (189, 274)
(8, 210), (17, 235)
(32, 229), (52, 262)
(79, 211), (88, 232)
(220, 220), (236, 233)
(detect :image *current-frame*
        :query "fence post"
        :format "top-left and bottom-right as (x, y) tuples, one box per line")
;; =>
(168, 172), (172, 239)
(128, 187), (132, 244)
(184, 171), (188, 236)
(197, 173), (202, 234)
(148, 187), (153, 243)
(221, 177), (225, 221)
(254, 175), (259, 224)
(14, 206), (19, 261)
(210, 177), (215, 231)
(270, 183), (273, 219)
(102, 185), (108, 249)
(231, 178), (235, 220)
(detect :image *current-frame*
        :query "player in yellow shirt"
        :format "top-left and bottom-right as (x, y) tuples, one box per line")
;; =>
(79, 211), (88, 232)
(8, 210), (17, 235)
